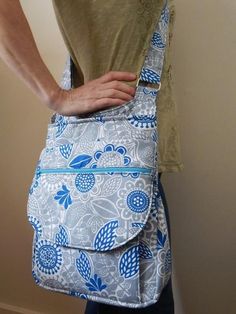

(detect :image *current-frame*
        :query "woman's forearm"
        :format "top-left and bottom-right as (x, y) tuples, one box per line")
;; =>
(0, 1), (137, 116)
(0, 0), (59, 108)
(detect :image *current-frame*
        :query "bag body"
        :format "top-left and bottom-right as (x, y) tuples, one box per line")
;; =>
(27, 1), (172, 308)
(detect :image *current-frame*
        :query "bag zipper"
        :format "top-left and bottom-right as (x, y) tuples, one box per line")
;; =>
(38, 167), (153, 175)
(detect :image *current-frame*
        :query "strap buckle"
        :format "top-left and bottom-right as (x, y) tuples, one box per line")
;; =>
(136, 77), (162, 91)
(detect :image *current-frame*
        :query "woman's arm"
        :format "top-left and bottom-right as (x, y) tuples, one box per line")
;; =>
(0, 0), (136, 115)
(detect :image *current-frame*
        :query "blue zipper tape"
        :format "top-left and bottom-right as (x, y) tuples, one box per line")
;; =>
(38, 167), (153, 175)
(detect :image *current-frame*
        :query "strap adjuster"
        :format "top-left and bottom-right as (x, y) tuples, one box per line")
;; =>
(136, 77), (162, 91)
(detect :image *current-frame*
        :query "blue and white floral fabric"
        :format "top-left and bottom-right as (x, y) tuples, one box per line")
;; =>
(27, 0), (172, 308)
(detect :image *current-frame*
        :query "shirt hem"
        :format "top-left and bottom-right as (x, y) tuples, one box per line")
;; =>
(158, 163), (184, 173)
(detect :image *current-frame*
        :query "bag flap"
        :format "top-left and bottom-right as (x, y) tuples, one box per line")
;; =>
(27, 160), (155, 252)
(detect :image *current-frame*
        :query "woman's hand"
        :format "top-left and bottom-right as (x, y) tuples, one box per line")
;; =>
(50, 71), (137, 116)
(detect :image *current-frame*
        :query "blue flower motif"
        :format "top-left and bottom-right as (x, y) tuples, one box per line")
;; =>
(139, 241), (153, 259)
(28, 215), (42, 240)
(76, 252), (91, 281)
(75, 173), (95, 192)
(55, 225), (69, 246)
(35, 239), (62, 275)
(69, 154), (93, 169)
(157, 229), (167, 250)
(127, 190), (150, 213)
(119, 245), (139, 278)
(94, 220), (119, 251)
(59, 143), (73, 159)
(85, 274), (107, 292)
(55, 115), (68, 138)
(140, 68), (161, 84)
(128, 114), (156, 129)
(151, 31), (166, 49)
(131, 222), (145, 228)
(91, 144), (131, 170)
(54, 185), (72, 209)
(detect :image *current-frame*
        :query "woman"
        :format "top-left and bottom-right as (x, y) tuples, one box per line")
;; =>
(0, 1), (183, 313)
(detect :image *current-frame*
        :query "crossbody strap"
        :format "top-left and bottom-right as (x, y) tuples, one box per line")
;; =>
(137, 0), (169, 91)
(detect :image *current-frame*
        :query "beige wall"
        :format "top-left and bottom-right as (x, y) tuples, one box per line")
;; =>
(0, 1), (235, 313)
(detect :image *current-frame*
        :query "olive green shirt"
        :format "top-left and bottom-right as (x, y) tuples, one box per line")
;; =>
(52, 0), (184, 173)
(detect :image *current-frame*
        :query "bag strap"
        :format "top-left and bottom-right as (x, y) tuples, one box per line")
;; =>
(137, 0), (169, 92)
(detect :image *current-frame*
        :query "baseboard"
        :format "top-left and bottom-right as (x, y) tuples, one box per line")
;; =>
(0, 302), (42, 314)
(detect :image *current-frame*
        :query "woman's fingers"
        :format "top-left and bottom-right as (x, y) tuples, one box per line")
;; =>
(97, 71), (137, 84)
(97, 88), (134, 101)
(101, 80), (136, 96)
